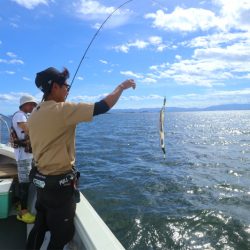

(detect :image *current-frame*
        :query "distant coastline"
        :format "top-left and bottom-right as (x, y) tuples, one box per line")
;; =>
(1, 104), (250, 117)
(111, 103), (250, 113)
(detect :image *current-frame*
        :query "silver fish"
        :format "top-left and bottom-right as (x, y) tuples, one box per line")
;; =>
(160, 97), (166, 159)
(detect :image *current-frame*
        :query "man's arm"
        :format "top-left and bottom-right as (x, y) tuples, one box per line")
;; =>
(17, 122), (29, 135)
(93, 79), (136, 116)
(103, 79), (136, 109)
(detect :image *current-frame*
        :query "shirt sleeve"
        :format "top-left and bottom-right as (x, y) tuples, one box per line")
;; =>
(93, 100), (110, 116)
(12, 112), (27, 140)
(13, 112), (27, 122)
(62, 102), (94, 126)
(13, 112), (27, 124)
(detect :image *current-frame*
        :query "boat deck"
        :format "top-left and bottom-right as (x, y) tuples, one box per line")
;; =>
(0, 142), (125, 250)
(0, 145), (26, 249)
(0, 150), (17, 179)
(0, 215), (26, 249)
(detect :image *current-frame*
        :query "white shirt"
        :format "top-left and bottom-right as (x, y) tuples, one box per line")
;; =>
(12, 111), (33, 161)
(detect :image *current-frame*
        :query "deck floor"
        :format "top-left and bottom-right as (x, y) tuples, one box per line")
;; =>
(0, 215), (26, 249)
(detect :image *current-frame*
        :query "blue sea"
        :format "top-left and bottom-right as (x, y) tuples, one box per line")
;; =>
(75, 110), (250, 250)
(1, 110), (249, 249)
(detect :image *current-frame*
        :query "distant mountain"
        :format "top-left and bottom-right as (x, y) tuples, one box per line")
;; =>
(111, 103), (250, 113)
(167, 103), (250, 112)
(201, 103), (250, 111)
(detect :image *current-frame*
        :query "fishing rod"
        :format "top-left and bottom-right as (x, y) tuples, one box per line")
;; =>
(68, 0), (134, 94)
(68, 0), (166, 95)
(66, 0), (167, 158)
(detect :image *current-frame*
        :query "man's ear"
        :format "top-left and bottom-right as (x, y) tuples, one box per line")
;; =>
(51, 82), (59, 92)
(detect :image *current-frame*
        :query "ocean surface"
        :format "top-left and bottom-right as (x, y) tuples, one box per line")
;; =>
(1, 110), (249, 249)
(75, 110), (250, 250)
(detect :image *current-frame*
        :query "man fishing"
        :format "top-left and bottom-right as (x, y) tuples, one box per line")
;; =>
(12, 95), (37, 224)
(26, 66), (136, 249)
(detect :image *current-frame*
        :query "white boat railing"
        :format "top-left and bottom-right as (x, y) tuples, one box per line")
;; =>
(0, 114), (11, 145)
(73, 192), (125, 250)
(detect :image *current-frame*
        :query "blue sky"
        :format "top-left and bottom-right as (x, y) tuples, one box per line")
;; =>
(1, 0), (250, 114)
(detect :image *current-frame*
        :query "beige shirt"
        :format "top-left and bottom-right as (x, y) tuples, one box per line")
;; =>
(28, 101), (94, 175)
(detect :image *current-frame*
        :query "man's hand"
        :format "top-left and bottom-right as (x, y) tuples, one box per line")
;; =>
(18, 122), (29, 135)
(120, 79), (136, 90)
(103, 79), (137, 109)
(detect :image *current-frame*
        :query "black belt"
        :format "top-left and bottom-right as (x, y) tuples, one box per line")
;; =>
(29, 166), (81, 202)
(29, 167), (78, 190)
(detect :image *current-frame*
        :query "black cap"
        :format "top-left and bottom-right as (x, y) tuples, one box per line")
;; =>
(35, 67), (69, 93)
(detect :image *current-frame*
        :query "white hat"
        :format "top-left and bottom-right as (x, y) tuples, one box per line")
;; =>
(19, 95), (37, 109)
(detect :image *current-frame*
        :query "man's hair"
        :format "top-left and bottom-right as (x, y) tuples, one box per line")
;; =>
(35, 67), (69, 100)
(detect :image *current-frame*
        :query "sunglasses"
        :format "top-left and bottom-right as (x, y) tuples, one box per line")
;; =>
(63, 83), (71, 91)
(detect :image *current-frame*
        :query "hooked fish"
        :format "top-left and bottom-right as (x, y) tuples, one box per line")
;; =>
(160, 97), (166, 159)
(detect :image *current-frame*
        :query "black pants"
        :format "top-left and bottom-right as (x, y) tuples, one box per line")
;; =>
(19, 182), (30, 210)
(26, 185), (76, 250)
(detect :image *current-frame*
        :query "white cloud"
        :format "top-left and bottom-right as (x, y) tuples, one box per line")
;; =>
(69, 94), (163, 106)
(22, 76), (31, 81)
(145, 7), (218, 32)
(73, 0), (133, 28)
(99, 59), (108, 64)
(104, 69), (113, 74)
(150, 57), (238, 87)
(150, 63), (169, 71)
(214, 88), (250, 96)
(145, 1), (250, 33)
(175, 55), (182, 60)
(146, 29), (250, 87)
(0, 58), (24, 64)
(10, 22), (19, 28)
(114, 40), (149, 52)
(8, 16), (21, 29)
(120, 71), (143, 79)
(148, 36), (167, 51)
(120, 71), (158, 85)
(121, 94), (162, 101)
(114, 44), (129, 53)
(129, 40), (148, 49)
(0, 59), (7, 63)
(240, 73), (250, 79)
(170, 88), (250, 108)
(70, 93), (107, 102)
(156, 44), (167, 52)
(73, 0), (114, 16)
(12, 0), (50, 9)
(5, 71), (15, 75)
(148, 36), (162, 45)
(92, 22), (101, 29)
(113, 36), (167, 53)
(0, 92), (29, 102)
(0, 94), (17, 102)
(213, 0), (250, 31)
(140, 78), (157, 84)
(193, 44), (250, 61)
(184, 32), (250, 48)
(0, 92), (42, 114)
(6, 52), (17, 58)
(77, 76), (84, 80)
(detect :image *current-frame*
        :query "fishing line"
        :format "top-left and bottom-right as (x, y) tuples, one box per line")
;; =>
(150, 0), (167, 9)
(68, 0), (134, 94)
(66, 0), (168, 157)
(68, 0), (167, 95)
